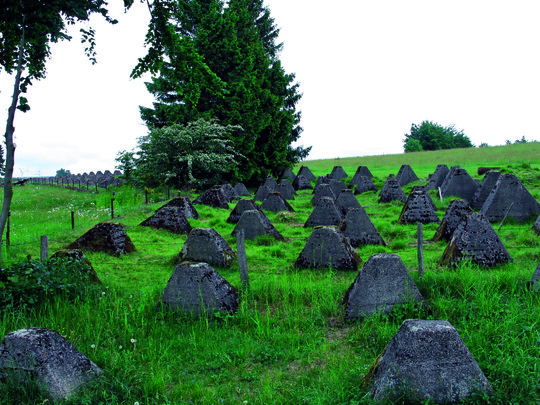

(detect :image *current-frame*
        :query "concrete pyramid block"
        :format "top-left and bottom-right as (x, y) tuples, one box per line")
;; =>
(441, 212), (512, 268)
(480, 173), (540, 223)
(281, 168), (297, 183)
(293, 175), (313, 191)
(220, 182), (240, 201)
(227, 199), (260, 224)
(261, 192), (295, 212)
(470, 170), (501, 210)
(531, 262), (540, 292)
(311, 183), (336, 205)
(398, 188), (440, 224)
(313, 175), (330, 192)
(295, 226), (362, 270)
(297, 165), (316, 182)
(336, 189), (361, 216)
(426, 164), (450, 190)
(261, 176), (278, 191)
(353, 176), (378, 195)
(275, 179), (296, 200)
(440, 166), (479, 202)
(233, 182), (251, 197)
(254, 185), (273, 202)
(140, 206), (193, 235)
(159, 196), (199, 219)
(329, 179), (348, 197)
(533, 214), (540, 235)
(395, 164), (419, 186)
(338, 207), (386, 248)
(0, 328), (102, 402)
(193, 185), (231, 209)
(344, 254), (425, 319)
(369, 319), (492, 403)
(328, 165), (348, 180)
(349, 166), (374, 189)
(179, 228), (236, 267)
(232, 210), (284, 241)
(50, 249), (101, 284)
(65, 222), (136, 256)
(305, 196), (343, 227)
(379, 177), (407, 203)
(162, 262), (238, 316)
(432, 199), (473, 242)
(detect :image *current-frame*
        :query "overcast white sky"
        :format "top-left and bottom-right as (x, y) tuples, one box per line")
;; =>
(1, 1), (540, 177)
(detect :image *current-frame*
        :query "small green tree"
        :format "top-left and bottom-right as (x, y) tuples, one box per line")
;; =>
(129, 118), (243, 189)
(403, 121), (473, 152)
(404, 138), (423, 153)
(55, 168), (71, 177)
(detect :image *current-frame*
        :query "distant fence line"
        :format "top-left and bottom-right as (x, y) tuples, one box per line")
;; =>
(11, 171), (125, 192)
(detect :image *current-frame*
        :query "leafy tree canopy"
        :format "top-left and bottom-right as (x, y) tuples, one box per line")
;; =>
(403, 121), (473, 153)
(133, 0), (310, 185)
(55, 168), (71, 177)
(117, 118), (243, 189)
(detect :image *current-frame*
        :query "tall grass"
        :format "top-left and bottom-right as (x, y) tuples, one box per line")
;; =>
(1, 144), (540, 404)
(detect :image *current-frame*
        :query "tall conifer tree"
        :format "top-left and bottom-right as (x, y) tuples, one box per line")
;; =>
(139, 0), (310, 184)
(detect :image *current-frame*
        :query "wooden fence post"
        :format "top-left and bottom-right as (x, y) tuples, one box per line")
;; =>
(71, 211), (75, 229)
(417, 222), (424, 279)
(498, 202), (515, 231)
(40, 235), (48, 261)
(236, 229), (250, 290)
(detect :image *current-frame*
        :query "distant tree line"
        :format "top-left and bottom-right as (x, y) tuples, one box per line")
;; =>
(403, 121), (474, 153)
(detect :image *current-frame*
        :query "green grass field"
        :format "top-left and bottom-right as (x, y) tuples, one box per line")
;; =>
(1, 142), (540, 404)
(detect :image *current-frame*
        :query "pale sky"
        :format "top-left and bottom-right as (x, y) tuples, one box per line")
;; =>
(1, 1), (540, 177)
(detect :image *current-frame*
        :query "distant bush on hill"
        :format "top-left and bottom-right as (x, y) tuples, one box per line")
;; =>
(403, 121), (474, 153)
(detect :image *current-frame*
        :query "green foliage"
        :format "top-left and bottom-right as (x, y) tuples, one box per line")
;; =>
(0, 256), (95, 307)
(403, 138), (423, 153)
(55, 168), (71, 177)
(403, 121), (474, 152)
(135, 0), (310, 185)
(128, 118), (243, 189)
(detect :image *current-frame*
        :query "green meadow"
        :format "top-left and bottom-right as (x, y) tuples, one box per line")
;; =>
(1, 142), (540, 404)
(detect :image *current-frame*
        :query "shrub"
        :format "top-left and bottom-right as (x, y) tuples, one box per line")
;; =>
(0, 257), (95, 307)
(403, 121), (473, 152)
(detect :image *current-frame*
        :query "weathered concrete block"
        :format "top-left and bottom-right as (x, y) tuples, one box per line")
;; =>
(233, 182), (251, 197)
(395, 164), (419, 186)
(295, 226), (362, 271)
(379, 177), (407, 203)
(480, 173), (540, 223)
(470, 170), (501, 210)
(440, 166), (479, 202)
(159, 196), (199, 219)
(232, 210), (284, 241)
(344, 254), (424, 319)
(65, 222), (135, 256)
(311, 183), (336, 206)
(261, 192), (295, 212)
(441, 212), (512, 268)
(369, 319), (492, 403)
(297, 166), (316, 182)
(292, 174), (313, 191)
(338, 207), (386, 247)
(162, 262), (238, 316)
(398, 188), (440, 225)
(227, 199), (260, 224)
(0, 328), (102, 402)
(353, 176), (378, 195)
(328, 165), (348, 180)
(336, 189), (361, 216)
(275, 179), (296, 200)
(140, 206), (193, 235)
(305, 196), (343, 227)
(193, 185), (231, 209)
(432, 199), (473, 242)
(426, 164), (449, 190)
(179, 228), (236, 267)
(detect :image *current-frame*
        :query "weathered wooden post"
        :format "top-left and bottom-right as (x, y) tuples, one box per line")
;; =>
(438, 187), (443, 204)
(417, 222), (424, 279)
(6, 212), (11, 247)
(40, 235), (48, 261)
(236, 229), (250, 290)
(71, 211), (75, 229)
(111, 195), (114, 218)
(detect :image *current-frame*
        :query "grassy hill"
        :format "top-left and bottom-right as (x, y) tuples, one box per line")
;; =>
(0, 143), (539, 404)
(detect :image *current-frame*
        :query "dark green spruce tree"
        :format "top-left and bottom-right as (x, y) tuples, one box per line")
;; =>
(138, 0), (310, 184)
